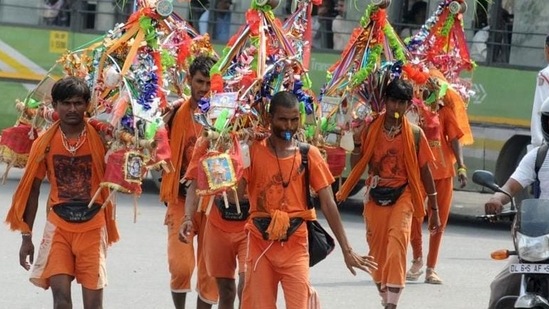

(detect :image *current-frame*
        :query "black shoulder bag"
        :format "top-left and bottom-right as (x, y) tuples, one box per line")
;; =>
(299, 143), (336, 267)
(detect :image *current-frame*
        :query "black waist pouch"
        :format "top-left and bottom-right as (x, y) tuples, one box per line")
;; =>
(215, 198), (250, 221)
(253, 217), (304, 241)
(369, 183), (407, 206)
(52, 201), (101, 223)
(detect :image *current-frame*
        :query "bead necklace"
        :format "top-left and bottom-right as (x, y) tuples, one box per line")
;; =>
(269, 138), (297, 188)
(61, 128), (87, 156)
(383, 123), (402, 141)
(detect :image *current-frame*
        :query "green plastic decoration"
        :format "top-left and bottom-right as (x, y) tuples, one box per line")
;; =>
(25, 98), (40, 109)
(351, 45), (382, 87)
(214, 108), (229, 132)
(299, 102), (306, 125)
(211, 47), (231, 76)
(440, 13), (455, 37)
(439, 82), (448, 98)
(145, 121), (158, 140)
(305, 125), (316, 139)
(302, 74), (312, 89)
(139, 16), (158, 48)
(160, 50), (175, 69)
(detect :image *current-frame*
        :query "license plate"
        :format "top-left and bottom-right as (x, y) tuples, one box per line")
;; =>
(510, 263), (549, 274)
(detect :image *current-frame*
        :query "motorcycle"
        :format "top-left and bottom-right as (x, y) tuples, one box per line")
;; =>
(473, 170), (549, 309)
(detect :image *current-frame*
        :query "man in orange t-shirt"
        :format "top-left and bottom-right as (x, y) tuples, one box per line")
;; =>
(180, 137), (248, 309)
(407, 100), (468, 284)
(159, 55), (218, 309)
(5, 76), (118, 308)
(238, 91), (377, 309)
(341, 79), (441, 309)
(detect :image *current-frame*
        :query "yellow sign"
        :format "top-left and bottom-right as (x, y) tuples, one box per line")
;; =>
(49, 31), (68, 53)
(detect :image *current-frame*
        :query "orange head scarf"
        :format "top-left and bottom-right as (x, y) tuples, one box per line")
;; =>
(160, 100), (192, 204)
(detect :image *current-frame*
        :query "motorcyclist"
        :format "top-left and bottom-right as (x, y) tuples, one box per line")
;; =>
(484, 97), (549, 308)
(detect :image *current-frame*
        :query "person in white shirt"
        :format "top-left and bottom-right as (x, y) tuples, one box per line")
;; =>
(312, 1), (331, 49)
(530, 34), (549, 150)
(485, 98), (549, 309)
(332, 0), (355, 51)
(470, 26), (489, 62)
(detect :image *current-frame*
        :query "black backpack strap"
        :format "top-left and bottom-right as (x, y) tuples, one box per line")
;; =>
(535, 143), (549, 180)
(299, 143), (313, 209)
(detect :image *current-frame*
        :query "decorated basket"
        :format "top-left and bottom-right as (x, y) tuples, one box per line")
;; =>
(0, 123), (38, 183)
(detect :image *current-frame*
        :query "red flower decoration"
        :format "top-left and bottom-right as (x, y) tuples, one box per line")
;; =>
(177, 40), (191, 67)
(126, 7), (158, 26)
(241, 71), (257, 90)
(210, 74), (224, 92)
(126, 10), (142, 26)
(403, 64), (429, 85)
(227, 25), (245, 47)
(312, 0), (322, 5)
(246, 9), (261, 36)
(370, 9), (387, 28)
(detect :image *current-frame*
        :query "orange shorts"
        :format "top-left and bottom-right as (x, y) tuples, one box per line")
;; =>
(203, 219), (247, 279)
(165, 197), (218, 304)
(30, 220), (108, 290)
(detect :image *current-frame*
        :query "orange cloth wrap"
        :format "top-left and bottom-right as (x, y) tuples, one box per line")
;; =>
(336, 114), (427, 219)
(160, 99), (194, 204)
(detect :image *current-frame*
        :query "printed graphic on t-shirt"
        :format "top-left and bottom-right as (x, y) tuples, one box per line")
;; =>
(53, 154), (92, 200)
(258, 180), (283, 212)
(373, 148), (402, 179)
(256, 169), (304, 212)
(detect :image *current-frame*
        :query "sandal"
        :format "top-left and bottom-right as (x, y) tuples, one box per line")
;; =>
(425, 268), (443, 284)
(405, 258), (424, 281)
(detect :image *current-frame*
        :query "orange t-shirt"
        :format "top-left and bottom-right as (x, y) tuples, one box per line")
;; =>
(35, 129), (106, 233)
(367, 127), (435, 188)
(243, 141), (335, 238)
(425, 106), (464, 180)
(185, 137), (246, 233)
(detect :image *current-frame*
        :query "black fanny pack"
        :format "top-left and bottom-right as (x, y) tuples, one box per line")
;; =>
(253, 217), (304, 241)
(52, 201), (101, 223)
(369, 183), (407, 206)
(215, 198), (250, 221)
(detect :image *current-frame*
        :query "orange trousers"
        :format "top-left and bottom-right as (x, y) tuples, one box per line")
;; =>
(241, 230), (310, 309)
(165, 197), (218, 304)
(410, 177), (453, 268)
(365, 188), (414, 288)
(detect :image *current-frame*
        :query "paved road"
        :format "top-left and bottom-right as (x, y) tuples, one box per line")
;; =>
(0, 166), (511, 308)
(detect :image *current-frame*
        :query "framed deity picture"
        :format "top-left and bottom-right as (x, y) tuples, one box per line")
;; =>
(321, 96), (342, 117)
(209, 92), (239, 120)
(124, 151), (145, 183)
(200, 152), (237, 191)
